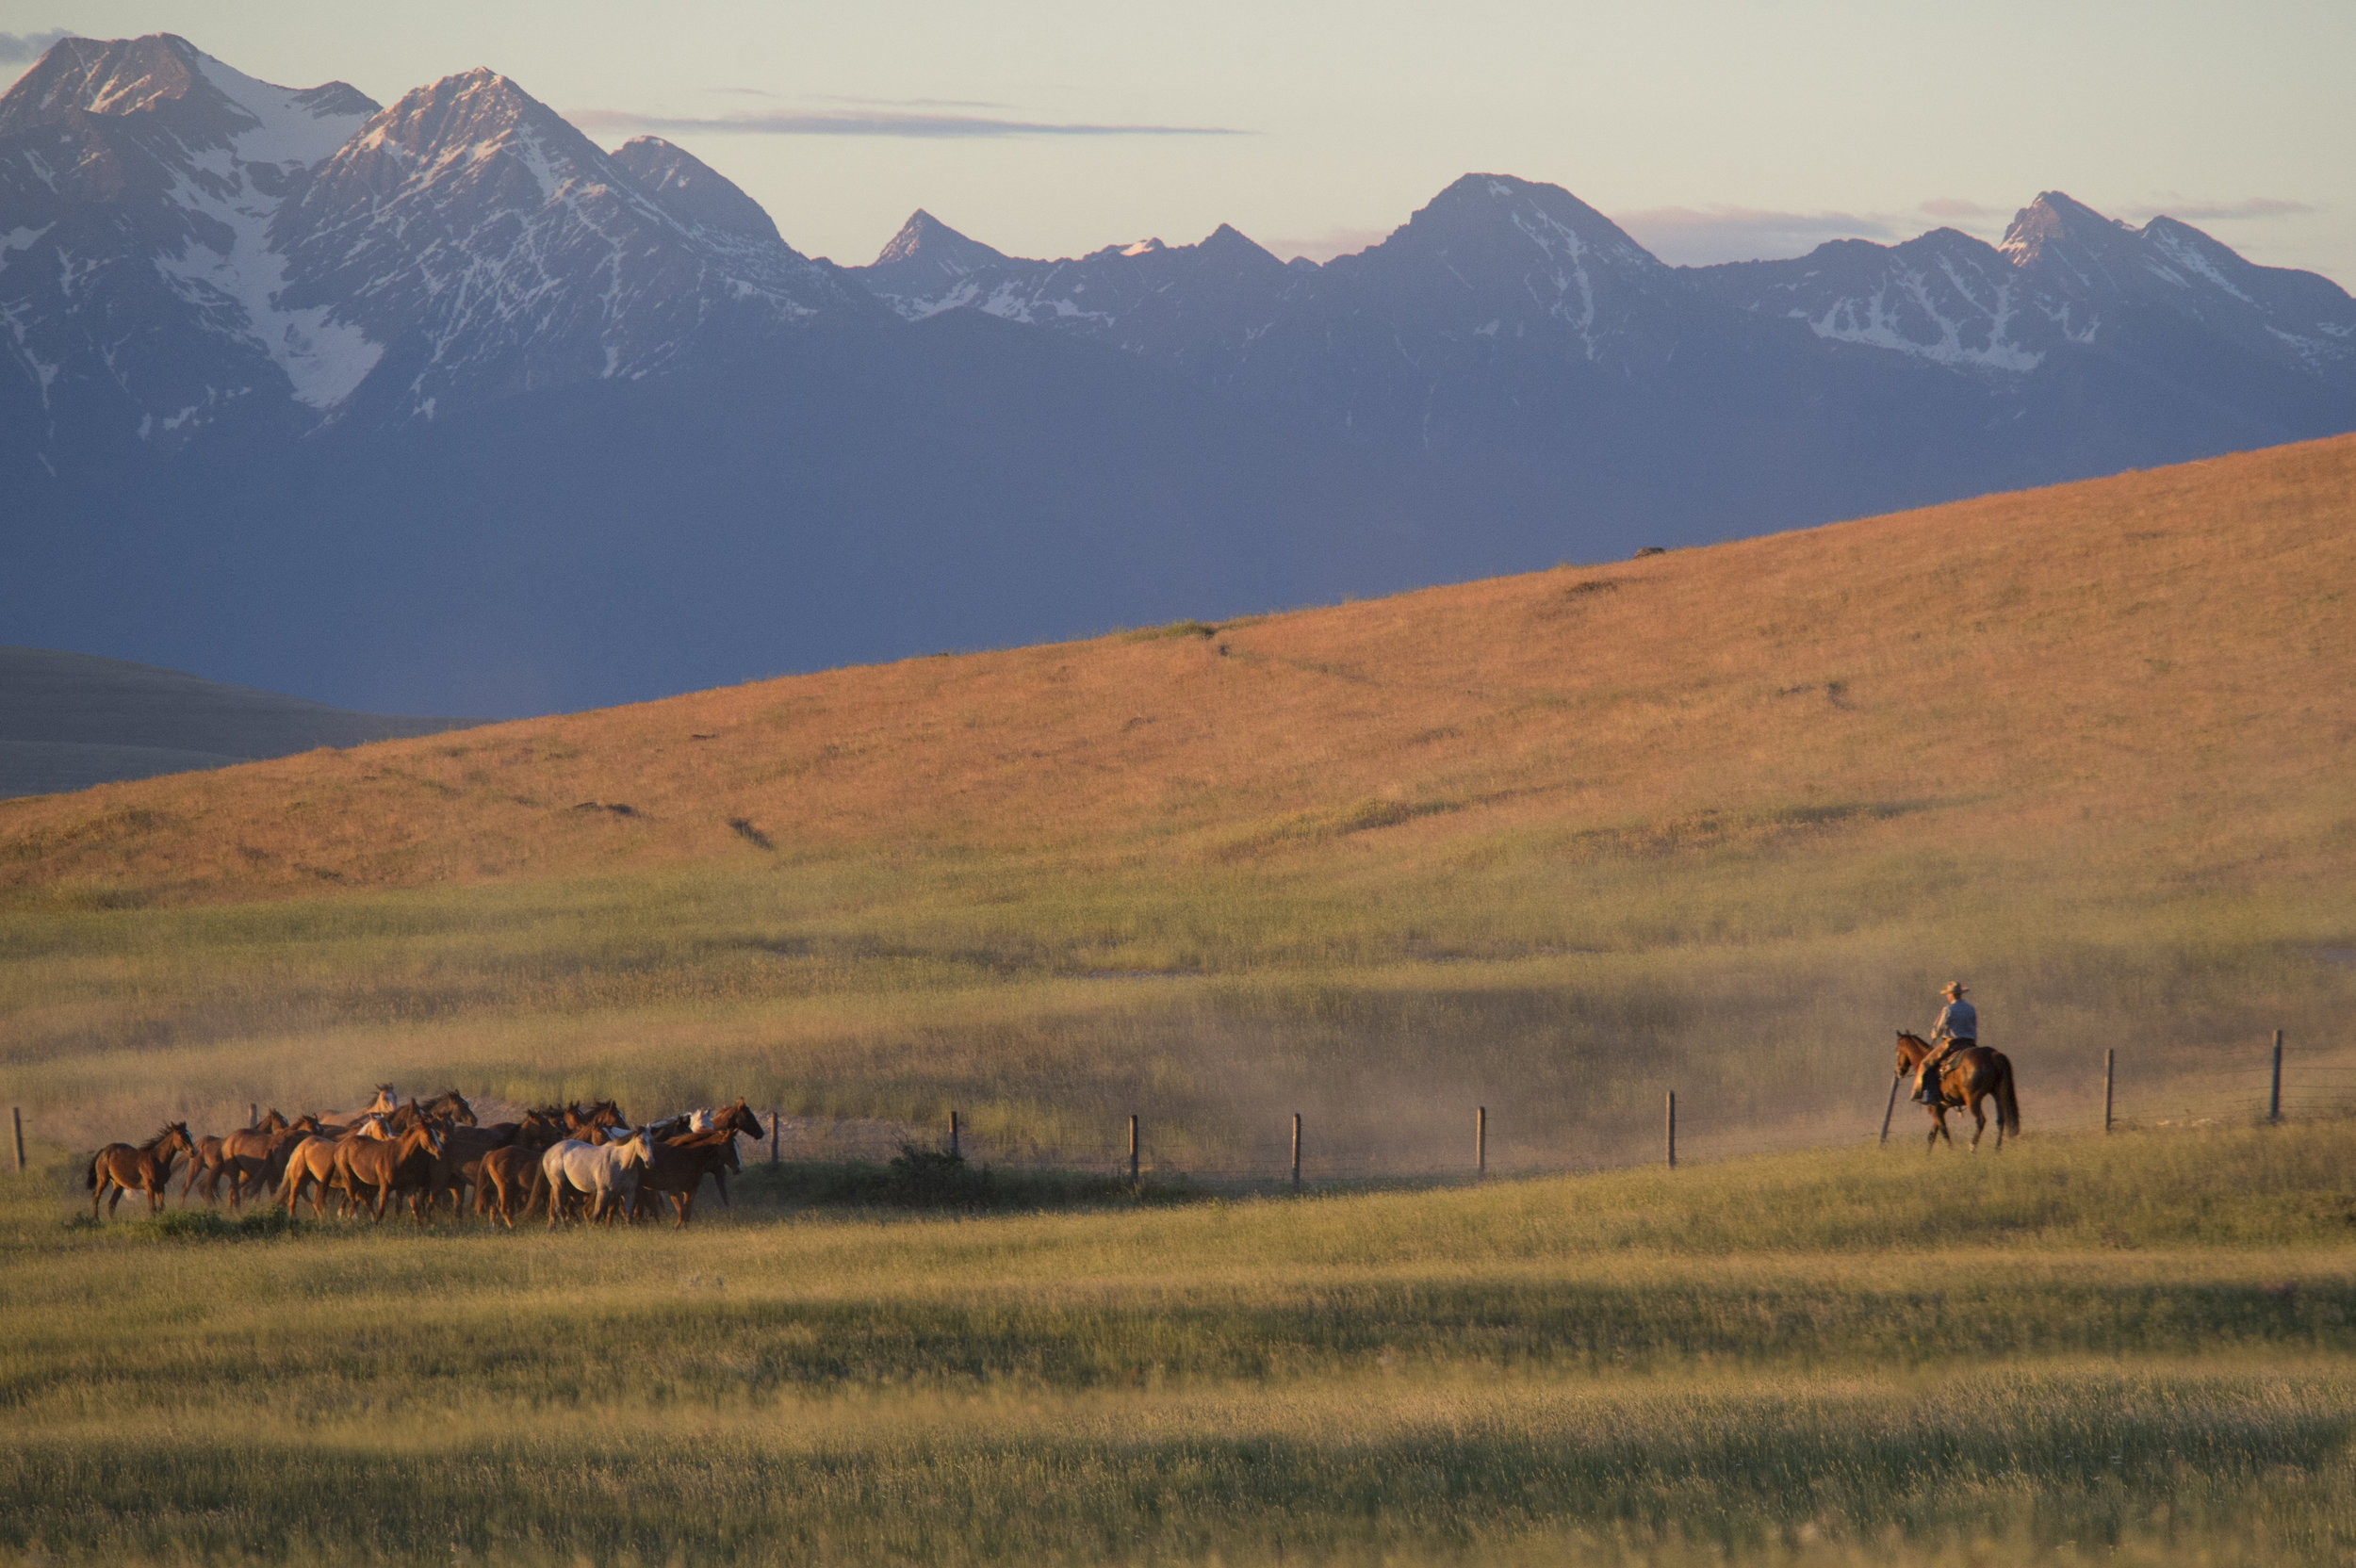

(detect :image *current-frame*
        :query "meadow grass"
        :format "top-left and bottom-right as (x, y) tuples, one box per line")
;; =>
(4, 1123), (2355, 1564)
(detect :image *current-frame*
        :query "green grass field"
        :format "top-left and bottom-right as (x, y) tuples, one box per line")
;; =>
(5, 1120), (2355, 1565)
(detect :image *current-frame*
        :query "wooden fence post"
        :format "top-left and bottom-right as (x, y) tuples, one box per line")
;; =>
(10, 1107), (22, 1174)
(950, 1108), (961, 1158)
(2102, 1050), (2115, 1134)
(1290, 1112), (1302, 1191)
(1475, 1105), (1487, 1183)
(1128, 1114), (1140, 1185)
(249, 1102), (258, 1129)
(769, 1109), (779, 1166)
(2270, 1031), (2283, 1124)
(1879, 1074), (1901, 1146)
(1665, 1091), (1677, 1169)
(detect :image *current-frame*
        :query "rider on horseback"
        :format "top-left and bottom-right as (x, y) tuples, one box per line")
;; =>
(1912, 982), (1976, 1105)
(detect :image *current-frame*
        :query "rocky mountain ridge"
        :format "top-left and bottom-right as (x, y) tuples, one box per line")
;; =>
(5, 31), (2353, 716)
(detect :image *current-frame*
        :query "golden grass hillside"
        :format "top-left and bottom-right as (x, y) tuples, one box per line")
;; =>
(2, 435), (2352, 1161)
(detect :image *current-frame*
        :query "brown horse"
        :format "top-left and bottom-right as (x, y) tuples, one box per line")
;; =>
(423, 1122), (520, 1217)
(474, 1143), (550, 1228)
(631, 1127), (744, 1227)
(182, 1109), (288, 1205)
(341, 1120), (450, 1223)
(1895, 1031), (2021, 1152)
(86, 1122), (196, 1218)
(421, 1089), (477, 1126)
(277, 1115), (390, 1217)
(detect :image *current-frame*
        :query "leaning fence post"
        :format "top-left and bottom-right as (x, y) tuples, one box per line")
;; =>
(1290, 1112), (1302, 1191)
(1475, 1105), (1488, 1183)
(2270, 1031), (2283, 1124)
(1665, 1091), (1677, 1169)
(10, 1107), (22, 1174)
(2103, 1050), (2116, 1134)
(1127, 1114), (1140, 1186)
(950, 1108), (961, 1158)
(1879, 1074), (1901, 1146)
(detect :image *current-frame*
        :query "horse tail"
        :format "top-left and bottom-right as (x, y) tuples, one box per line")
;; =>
(1996, 1056), (2021, 1135)
(83, 1153), (99, 1190)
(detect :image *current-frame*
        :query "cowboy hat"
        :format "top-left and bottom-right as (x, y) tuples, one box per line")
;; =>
(1941, 981), (1969, 997)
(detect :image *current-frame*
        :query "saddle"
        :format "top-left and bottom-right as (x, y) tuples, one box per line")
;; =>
(1920, 1040), (1974, 1107)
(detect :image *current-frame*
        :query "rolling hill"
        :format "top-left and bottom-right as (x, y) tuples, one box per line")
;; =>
(1, 434), (2351, 1165)
(0, 645), (472, 801)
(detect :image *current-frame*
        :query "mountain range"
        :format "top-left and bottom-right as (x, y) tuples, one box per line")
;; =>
(6, 33), (2351, 715)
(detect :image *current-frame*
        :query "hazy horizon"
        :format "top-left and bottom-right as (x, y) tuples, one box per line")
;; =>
(2, 0), (2348, 285)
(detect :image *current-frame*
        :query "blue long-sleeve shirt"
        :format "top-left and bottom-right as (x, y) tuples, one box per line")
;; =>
(1933, 1000), (1977, 1041)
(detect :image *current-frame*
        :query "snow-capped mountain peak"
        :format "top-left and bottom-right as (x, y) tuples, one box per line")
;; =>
(269, 67), (881, 420)
(873, 208), (1008, 270)
(0, 33), (382, 448)
(611, 136), (781, 242)
(1694, 188), (2356, 384)
(0, 33), (372, 162)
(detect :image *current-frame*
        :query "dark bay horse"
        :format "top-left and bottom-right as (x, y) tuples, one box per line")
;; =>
(1895, 1032), (2021, 1152)
(86, 1122), (197, 1218)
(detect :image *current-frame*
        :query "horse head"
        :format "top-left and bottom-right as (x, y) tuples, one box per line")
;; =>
(356, 1113), (393, 1140)
(590, 1099), (628, 1130)
(726, 1102), (765, 1140)
(160, 1121), (195, 1154)
(259, 1107), (288, 1132)
(366, 1085), (397, 1115)
(430, 1089), (477, 1126)
(622, 1128), (656, 1167)
(1894, 1031), (1934, 1074)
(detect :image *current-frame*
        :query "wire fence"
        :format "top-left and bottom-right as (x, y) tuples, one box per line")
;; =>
(730, 1033), (2356, 1187)
(13, 1034), (2352, 1188)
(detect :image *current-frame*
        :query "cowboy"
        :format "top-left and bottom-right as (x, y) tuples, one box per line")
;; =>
(1913, 982), (1977, 1104)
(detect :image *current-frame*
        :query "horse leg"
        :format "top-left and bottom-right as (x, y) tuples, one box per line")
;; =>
(1970, 1098), (1988, 1152)
(106, 1182), (124, 1218)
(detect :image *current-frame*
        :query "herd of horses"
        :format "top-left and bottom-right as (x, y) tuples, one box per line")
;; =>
(82, 1086), (768, 1228)
(78, 1037), (2020, 1223)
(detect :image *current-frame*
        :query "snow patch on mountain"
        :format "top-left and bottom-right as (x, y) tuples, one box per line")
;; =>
(189, 50), (368, 167)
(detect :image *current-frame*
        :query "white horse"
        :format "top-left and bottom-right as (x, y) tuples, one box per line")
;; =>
(541, 1129), (654, 1227)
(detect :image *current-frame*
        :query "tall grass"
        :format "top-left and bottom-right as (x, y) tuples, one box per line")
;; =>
(4, 1125), (2356, 1564)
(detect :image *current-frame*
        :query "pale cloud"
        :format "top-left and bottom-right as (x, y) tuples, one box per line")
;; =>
(1612, 205), (1897, 266)
(569, 106), (1244, 139)
(2140, 196), (2316, 222)
(1920, 197), (2006, 220)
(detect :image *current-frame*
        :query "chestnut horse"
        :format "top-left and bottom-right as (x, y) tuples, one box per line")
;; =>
(277, 1115), (391, 1217)
(340, 1120), (450, 1223)
(86, 1122), (196, 1218)
(182, 1109), (288, 1205)
(1894, 1031), (2021, 1152)
(631, 1127), (744, 1227)
(475, 1143), (551, 1228)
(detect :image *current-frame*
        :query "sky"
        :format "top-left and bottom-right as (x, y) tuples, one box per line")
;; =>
(2, 0), (2350, 284)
